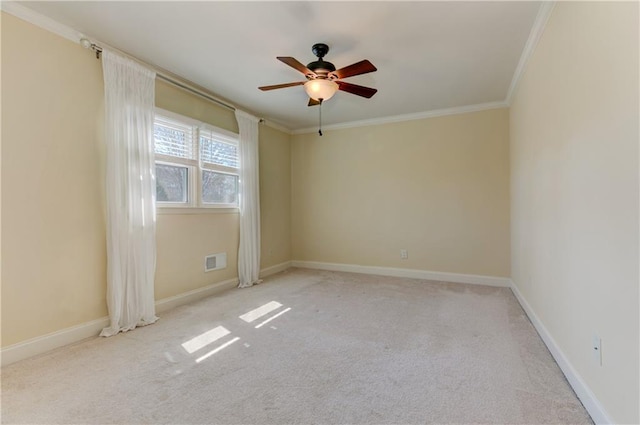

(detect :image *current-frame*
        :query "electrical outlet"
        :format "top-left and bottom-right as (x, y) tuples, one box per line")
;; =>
(400, 249), (408, 260)
(592, 334), (602, 366)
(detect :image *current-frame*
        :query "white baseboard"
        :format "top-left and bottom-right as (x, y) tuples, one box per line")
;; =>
(260, 261), (292, 278)
(291, 260), (511, 287)
(2, 263), (293, 367)
(155, 277), (239, 314)
(1, 317), (110, 367)
(509, 281), (612, 424)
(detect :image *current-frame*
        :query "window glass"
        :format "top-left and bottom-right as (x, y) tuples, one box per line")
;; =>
(156, 163), (188, 203)
(202, 170), (238, 205)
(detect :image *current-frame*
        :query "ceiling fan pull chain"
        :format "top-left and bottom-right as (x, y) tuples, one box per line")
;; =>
(318, 99), (323, 136)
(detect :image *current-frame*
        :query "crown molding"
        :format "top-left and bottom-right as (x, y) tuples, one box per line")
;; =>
(2, 0), (547, 135)
(262, 119), (293, 135)
(291, 101), (508, 135)
(505, 1), (556, 105)
(0, 1), (84, 44)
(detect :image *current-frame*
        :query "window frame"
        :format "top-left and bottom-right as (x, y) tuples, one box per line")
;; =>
(154, 108), (240, 211)
(154, 160), (196, 208)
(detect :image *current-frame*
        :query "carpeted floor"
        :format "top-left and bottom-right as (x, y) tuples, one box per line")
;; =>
(2, 268), (592, 424)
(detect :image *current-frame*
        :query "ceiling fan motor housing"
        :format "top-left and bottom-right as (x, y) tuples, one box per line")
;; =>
(308, 43), (336, 78)
(307, 60), (336, 76)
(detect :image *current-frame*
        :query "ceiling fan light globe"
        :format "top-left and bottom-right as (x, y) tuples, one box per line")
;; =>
(304, 79), (338, 101)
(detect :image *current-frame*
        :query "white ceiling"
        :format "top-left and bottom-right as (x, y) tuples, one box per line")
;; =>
(19, 1), (542, 131)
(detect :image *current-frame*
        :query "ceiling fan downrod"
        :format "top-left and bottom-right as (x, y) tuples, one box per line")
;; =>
(318, 99), (323, 136)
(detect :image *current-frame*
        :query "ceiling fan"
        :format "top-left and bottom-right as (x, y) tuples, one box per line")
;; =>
(259, 43), (378, 106)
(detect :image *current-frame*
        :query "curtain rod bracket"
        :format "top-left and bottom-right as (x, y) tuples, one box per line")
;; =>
(80, 38), (102, 59)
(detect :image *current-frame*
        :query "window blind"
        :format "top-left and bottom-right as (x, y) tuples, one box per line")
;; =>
(154, 116), (194, 159)
(200, 130), (238, 169)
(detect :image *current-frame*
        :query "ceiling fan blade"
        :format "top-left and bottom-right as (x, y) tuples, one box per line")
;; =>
(329, 60), (377, 80)
(277, 57), (316, 77)
(308, 98), (321, 107)
(336, 81), (378, 98)
(258, 81), (305, 91)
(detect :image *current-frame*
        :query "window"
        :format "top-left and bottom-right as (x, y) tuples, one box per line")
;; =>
(154, 109), (239, 208)
(200, 129), (239, 206)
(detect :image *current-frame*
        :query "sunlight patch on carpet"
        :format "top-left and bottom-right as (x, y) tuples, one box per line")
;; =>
(239, 301), (282, 323)
(182, 326), (231, 354)
(196, 337), (241, 363)
(255, 307), (292, 329)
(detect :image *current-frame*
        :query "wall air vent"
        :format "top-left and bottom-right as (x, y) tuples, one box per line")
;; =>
(205, 253), (227, 272)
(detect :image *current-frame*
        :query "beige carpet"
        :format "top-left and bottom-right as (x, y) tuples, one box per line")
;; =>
(2, 268), (592, 424)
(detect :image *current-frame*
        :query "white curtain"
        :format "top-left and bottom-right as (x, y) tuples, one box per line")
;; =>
(236, 110), (261, 288)
(100, 49), (158, 337)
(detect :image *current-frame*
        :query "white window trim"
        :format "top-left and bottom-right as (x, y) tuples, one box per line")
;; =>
(155, 160), (196, 208)
(199, 169), (239, 209)
(156, 207), (238, 215)
(154, 108), (240, 211)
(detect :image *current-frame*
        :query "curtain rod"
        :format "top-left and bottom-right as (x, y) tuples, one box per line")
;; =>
(155, 74), (235, 113)
(80, 38), (246, 115)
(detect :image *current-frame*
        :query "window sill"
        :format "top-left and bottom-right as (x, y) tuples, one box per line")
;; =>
(157, 207), (239, 215)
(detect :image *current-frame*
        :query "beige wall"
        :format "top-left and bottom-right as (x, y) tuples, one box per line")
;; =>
(260, 125), (292, 268)
(291, 108), (511, 277)
(510, 2), (639, 423)
(156, 81), (238, 133)
(1, 13), (292, 347)
(2, 13), (107, 346)
(155, 211), (240, 300)
(1, 9), (5, 343)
